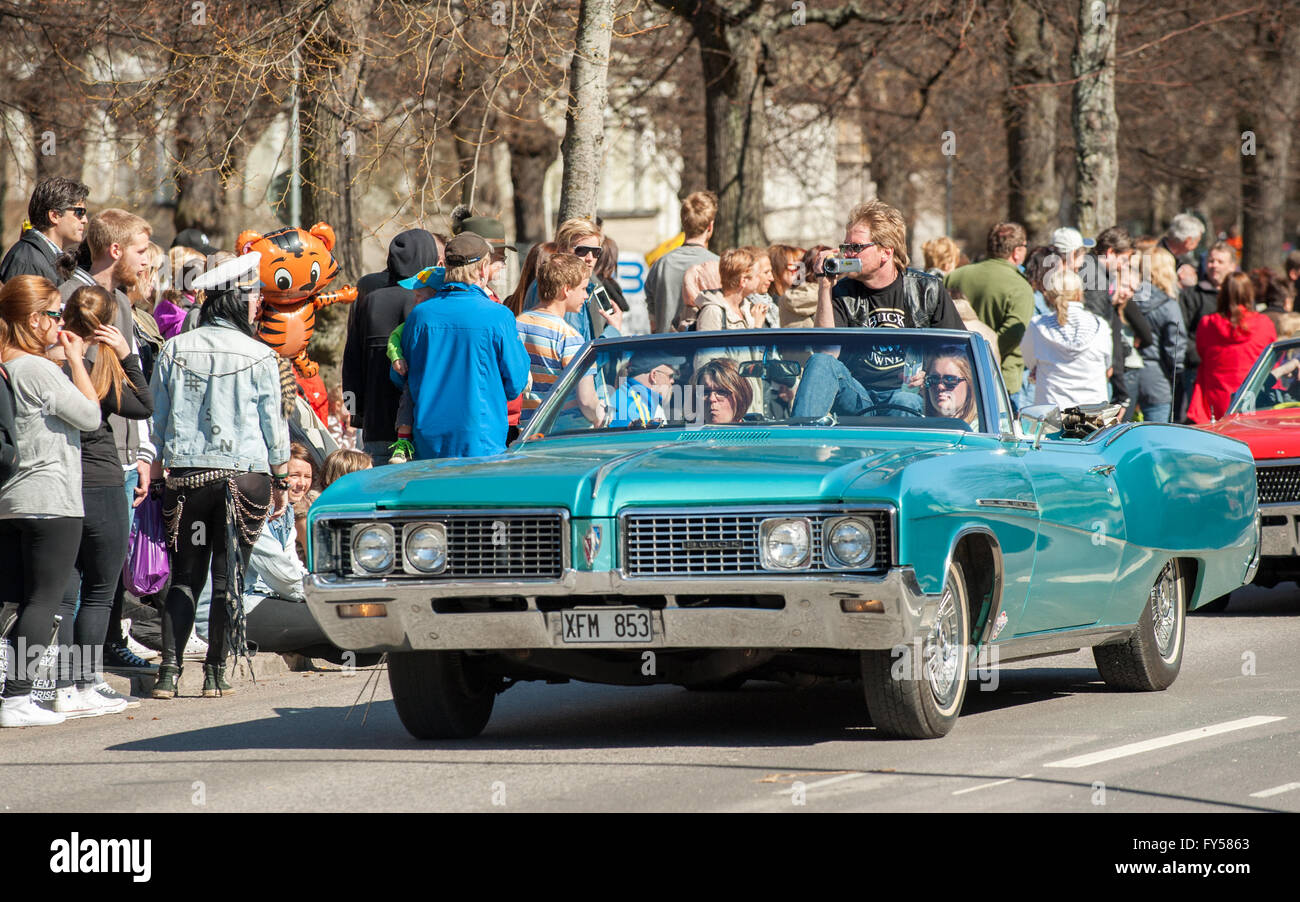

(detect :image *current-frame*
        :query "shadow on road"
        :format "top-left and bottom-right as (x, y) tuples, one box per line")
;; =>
(105, 665), (1118, 753)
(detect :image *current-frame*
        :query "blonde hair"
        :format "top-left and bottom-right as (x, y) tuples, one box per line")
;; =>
(86, 209), (152, 260)
(321, 449), (372, 488)
(718, 247), (760, 294)
(1276, 312), (1300, 339)
(680, 191), (718, 238)
(64, 285), (127, 402)
(129, 242), (167, 309)
(1043, 267), (1084, 326)
(554, 218), (602, 252)
(922, 236), (960, 273)
(846, 200), (909, 269)
(537, 253), (589, 304)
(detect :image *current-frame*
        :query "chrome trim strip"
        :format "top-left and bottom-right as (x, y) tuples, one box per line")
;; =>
(1255, 458), (1300, 468)
(1102, 423), (1139, 448)
(975, 498), (1038, 512)
(991, 624), (1135, 663)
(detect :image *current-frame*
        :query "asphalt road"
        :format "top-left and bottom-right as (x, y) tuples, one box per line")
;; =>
(2, 583), (1296, 814)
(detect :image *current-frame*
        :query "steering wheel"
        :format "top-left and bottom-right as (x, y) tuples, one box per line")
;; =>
(861, 400), (924, 417)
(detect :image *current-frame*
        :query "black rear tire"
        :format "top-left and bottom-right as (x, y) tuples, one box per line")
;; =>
(1094, 559), (1185, 691)
(387, 651), (497, 739)
(861, 561), (970, 739)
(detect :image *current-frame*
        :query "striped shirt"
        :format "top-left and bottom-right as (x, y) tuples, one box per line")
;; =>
(516, 310), (585, 423)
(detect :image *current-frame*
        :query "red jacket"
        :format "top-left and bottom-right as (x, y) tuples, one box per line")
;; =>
(1187, 310), (1275, 423)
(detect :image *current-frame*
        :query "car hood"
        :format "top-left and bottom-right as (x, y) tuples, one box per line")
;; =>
(1202, 408), (1300, 459)
(315, 429), (965, 518)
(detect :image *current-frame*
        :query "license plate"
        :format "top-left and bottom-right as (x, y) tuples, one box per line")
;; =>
(560, 609), (653, 643)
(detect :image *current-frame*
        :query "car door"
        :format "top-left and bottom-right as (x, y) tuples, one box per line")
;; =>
(1014, 434), (1127, 635)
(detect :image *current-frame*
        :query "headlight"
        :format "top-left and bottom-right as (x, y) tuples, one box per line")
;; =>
(403, 522), (448, 574)
(350, 524), (395, 574)
(824, 517), (875, 569)
(759, 518), (811, 570)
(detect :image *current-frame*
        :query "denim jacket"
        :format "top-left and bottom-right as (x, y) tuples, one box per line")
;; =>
(150, 320), (290, 472)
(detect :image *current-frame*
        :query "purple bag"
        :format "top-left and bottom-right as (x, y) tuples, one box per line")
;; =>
(123, 494), (170, 596)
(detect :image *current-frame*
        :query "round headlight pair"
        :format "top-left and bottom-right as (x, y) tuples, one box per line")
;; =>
(760, 518), (812, 570)
(350, 522), (448, 574)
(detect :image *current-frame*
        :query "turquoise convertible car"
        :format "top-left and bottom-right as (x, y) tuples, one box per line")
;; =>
(304, 329), (1259, 740)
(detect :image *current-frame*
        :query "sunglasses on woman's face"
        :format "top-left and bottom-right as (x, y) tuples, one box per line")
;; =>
(701, 386), (732, 399)
(573, 245), (601, 259)
(925, 374), (966, 390)
(42, 309), (64, 321)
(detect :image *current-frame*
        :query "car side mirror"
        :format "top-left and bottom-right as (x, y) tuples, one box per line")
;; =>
(1020, 404), (1062, 449)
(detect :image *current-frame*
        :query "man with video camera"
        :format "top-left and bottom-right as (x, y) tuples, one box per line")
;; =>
(813, 200), (964, 332)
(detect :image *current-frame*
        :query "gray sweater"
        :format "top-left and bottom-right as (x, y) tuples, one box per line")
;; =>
(0, 353), (102, 518)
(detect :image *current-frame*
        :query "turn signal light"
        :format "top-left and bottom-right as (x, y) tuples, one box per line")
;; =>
(336, 603), (388, 619)
(840, 598), (884, 613)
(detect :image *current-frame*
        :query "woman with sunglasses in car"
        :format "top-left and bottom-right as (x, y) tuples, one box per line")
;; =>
(0, 275), (102, 727)
(692, 357), (755, 425)
(923, 352), (979, 426)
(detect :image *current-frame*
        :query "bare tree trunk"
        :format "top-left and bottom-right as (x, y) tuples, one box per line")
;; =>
(300, 0), (376, 282)
(173, 99), (229, 240)
(558, 0), (614, 223)
(693, 13), (768, 250)
(504, 94), (560, 246)
(1006, 0), (1059, 245)
(1072, 0), (1119, 236)
(1239, 19), (1300, 273)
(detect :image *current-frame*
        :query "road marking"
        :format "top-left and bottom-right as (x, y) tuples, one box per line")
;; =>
(1044, 716), (1287, 769)
(952, 774), (1034, 796)
(776, 772), (869, 794)
(1250, 782), (1300, 799)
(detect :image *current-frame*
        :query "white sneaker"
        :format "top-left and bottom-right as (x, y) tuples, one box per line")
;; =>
(0, 693), (67, 727)
(122, 618), (161, 659)
(183, 631), (209, 661)
(77, 684), (127, 714)
(52, 685), (104, 719)
(90, 680), (141, 709)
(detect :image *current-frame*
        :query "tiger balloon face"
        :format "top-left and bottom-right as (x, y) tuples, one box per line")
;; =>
(235, 222), (342, 306)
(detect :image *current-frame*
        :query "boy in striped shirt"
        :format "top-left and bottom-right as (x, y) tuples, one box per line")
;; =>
(517, 254), (609, 424)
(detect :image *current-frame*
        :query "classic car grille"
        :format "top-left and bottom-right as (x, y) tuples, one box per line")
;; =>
(622, 510), (891, 577)
(1257, 465), (1300, 504)
(339, 514), (565, 579)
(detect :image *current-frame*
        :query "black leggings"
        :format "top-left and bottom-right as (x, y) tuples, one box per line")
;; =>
(162, 472), (271, 667)
(57, 485), (130, 687)
(0, 517), (82, 697)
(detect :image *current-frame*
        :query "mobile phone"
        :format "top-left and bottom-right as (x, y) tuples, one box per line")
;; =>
(592, 283), (616, 316)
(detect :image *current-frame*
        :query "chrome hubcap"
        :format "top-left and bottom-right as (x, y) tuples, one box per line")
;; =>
(1151, 563), (1179, 659)
(924, 586), (962, 707)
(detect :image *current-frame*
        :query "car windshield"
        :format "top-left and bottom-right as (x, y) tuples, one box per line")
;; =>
(521, 330), (987, 439)
(1233, 343), (1300, 414)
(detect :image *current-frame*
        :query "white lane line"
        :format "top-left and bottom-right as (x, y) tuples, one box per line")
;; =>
(1044, 716), (1287, 769)
(775, 772), (869, 794)
(952, 773), (1034, 796)
(1250, 782), (1300, 799)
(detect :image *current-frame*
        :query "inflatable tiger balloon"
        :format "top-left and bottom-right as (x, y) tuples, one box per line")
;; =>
(235, 222), (357, 378)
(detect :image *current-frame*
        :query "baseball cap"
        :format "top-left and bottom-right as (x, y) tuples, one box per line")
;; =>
(444, 232), (491, 267)
(172, 228), (220, 256)
(398, 266), (446, 292)
(626, 349), (686, 377)
(1051, 227), (1084, 256)
(458, 216), (515, 253)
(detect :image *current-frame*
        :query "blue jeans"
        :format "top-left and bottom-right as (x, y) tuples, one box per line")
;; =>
(1141, 403), (1171, 423)
(791, 354), (923, 418)
(363, 440), (392, 466)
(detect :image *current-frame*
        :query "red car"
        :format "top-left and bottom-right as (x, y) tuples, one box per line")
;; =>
(1199, 335), (1300, 609)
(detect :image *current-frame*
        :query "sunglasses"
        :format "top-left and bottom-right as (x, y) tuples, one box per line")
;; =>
(840, 242), (877, 255)
(42, 309), (64, 321)
(572, 245), (601, 259)
(925, 374), (966, 390)
(64, 207), (87, 219)
(701, 386), (732, 398)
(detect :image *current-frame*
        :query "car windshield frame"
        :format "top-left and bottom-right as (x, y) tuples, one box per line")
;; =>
(1228, 337), (1300, 416)
(514, 327), (1005, 444)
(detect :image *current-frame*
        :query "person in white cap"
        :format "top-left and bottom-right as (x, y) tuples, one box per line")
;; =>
(146, 250), (291, 699)
(1050, 227), (1087, 273)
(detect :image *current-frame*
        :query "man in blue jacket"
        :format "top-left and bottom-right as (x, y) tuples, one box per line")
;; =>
(401, 233), (531, 459)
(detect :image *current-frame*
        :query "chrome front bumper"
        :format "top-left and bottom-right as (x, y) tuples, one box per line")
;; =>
(303, 568), (938, 652)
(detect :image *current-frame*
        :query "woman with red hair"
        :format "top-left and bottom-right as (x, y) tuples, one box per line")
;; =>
(1187, 272), (1276, 423)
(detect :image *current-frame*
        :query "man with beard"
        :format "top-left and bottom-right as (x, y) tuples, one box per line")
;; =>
(58, 209), (158, 674)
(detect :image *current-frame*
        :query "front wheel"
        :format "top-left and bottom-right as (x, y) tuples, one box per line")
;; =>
(1094, 559), (1186, 691)
(861, 561), (971, 739)
(387, 651), (498, 739)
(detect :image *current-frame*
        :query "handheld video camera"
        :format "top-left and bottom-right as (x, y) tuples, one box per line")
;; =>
(822, 257), (862, 276)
